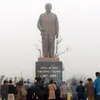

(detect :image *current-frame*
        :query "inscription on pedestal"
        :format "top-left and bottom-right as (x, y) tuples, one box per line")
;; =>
(36, 62), (62, 83)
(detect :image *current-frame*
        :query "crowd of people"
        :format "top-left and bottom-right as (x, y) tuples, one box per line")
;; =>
(0, 71), (100, 100)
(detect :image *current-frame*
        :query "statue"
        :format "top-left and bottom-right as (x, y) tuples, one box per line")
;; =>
(37, 3), (59, 57)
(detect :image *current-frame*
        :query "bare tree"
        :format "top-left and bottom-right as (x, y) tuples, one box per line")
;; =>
(0, 75), (5, 85)
(55, 36), (69, 57)
(14, 77), (17, 83)
(34, 37), (71, 58)
(26, 78), (30, 83)
(0, 75), (5, 91)
(55, 36), (62, 57)
(34, 44), (42, 57)
(66, 76), (87, 86)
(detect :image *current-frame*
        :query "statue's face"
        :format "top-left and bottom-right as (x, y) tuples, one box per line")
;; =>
(45, 3), (52, 12)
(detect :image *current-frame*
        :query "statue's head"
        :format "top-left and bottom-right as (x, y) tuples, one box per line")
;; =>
(45, 3), (52, 12)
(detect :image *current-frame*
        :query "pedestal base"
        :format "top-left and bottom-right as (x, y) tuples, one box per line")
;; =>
(36, 61), (63, 83)
(38, 57), (59, 62)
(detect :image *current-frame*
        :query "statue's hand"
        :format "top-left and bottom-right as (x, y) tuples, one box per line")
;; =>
(56, 34), (58, 38)
(40, 28), (45, 32)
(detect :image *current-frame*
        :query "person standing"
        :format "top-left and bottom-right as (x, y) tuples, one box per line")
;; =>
(1, 80), (8, 100)
(37, 3), (59, 57)
(32, 77), (44, 100)
(48, 79), (56, 100)
(8, 80), (15, 100)
(85, 78), (94, 100)
(94, 72), (100, 100)
(76, 81), (85, 100)
(60, 82), (68, 100)
(16, 81), (27, 100)
(71, 83), (77, 100)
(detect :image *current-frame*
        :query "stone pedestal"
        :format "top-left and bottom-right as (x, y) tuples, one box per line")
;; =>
(38, 57), (59, 62)
(36, 57), (63, 83)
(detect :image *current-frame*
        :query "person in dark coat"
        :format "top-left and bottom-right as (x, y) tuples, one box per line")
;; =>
(8, 80), (15, 100)
(26, 84), (33, 100)
(55, 85), (60, 100)
(1, 80), (8, 100)
(32, 77), (44, 100)
(76, 81), (85, 100)
(44, 83), (49, 100)
(14, 84), (18, 100)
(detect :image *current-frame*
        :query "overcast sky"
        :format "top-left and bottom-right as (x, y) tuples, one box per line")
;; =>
(0, 0), (100, 80)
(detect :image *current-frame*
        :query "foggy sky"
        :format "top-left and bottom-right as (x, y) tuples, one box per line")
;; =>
(0, 0), (100, 80)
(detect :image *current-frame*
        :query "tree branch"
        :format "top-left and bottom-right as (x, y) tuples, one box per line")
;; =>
(34, 44), (42, 57)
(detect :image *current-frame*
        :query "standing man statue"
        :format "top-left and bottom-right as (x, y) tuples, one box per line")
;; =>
(37, 3), (59, 57)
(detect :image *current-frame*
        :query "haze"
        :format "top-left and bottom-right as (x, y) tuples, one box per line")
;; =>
(0, 0), (100, 80)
